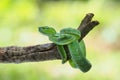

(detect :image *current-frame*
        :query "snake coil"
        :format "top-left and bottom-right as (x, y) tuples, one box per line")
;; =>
(39, 26), (92, 72)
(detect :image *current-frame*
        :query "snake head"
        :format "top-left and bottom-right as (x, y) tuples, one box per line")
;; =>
(39, 26), (56, 36)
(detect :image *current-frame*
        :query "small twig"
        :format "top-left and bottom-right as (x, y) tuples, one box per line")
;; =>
(0, 13), (99, 63)
(78, 13), (99, 41)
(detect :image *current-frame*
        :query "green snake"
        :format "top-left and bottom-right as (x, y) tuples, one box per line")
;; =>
(39, 26), (91, 72)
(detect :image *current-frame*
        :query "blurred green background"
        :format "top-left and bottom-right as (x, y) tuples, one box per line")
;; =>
(0, 0), (120, 80)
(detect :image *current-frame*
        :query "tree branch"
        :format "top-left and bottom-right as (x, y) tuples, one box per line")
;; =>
(0, 13), (99, 63)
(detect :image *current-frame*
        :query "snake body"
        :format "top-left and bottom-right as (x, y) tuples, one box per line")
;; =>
(39, 26), (68, 63)
(39, 26), (91, 72)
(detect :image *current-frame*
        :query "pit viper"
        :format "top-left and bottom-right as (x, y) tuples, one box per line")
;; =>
(39, 26), (91, 72)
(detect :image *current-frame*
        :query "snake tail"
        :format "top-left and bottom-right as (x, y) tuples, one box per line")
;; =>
(68, 40), (92, 72)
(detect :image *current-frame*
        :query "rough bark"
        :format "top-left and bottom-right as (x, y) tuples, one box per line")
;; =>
(0, 13), (99, 63)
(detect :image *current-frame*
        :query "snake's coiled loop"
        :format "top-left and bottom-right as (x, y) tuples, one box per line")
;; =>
(39, 26), (91, 72)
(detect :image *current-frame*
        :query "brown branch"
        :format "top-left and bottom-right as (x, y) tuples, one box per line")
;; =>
(0, 13), (99, 63)
(78, 13), (99, 41)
